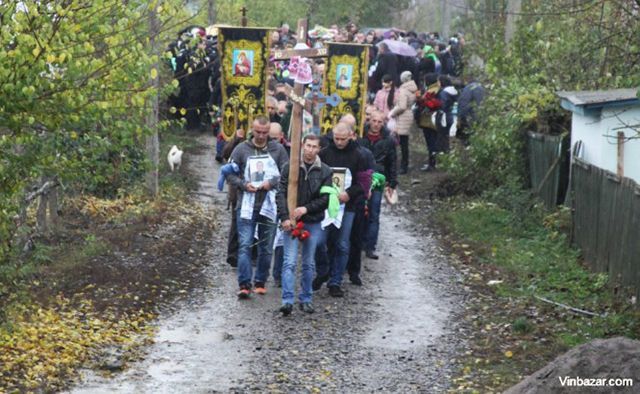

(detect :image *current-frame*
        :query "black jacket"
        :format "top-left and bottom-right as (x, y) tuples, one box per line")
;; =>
(372, 52), (400, 90)
(319, 139), (366, 211)
(277, 156), (332, 223)
(358, 127), (398, 188)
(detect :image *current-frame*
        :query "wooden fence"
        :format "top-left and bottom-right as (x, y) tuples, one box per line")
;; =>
(527, 131), (570, 209)
(572, 158), (640, 295)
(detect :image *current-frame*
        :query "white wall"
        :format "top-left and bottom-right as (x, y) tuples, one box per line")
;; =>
(571, 105), (640, 183)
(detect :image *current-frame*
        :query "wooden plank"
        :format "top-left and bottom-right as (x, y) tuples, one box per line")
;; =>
(287, 83), (304, 220)
(271, 47), (328, 61)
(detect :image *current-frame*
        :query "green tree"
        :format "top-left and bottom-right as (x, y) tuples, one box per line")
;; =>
(0, 0), (191, 262)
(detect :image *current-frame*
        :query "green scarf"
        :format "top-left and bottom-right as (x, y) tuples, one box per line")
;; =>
(320, 185), (340, 219)
(371, 172), (386, 191)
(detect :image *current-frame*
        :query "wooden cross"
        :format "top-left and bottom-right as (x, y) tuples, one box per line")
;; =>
(271, 19), (332, 222)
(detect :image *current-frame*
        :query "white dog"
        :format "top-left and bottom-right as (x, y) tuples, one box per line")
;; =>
(167, 145), (183, 172)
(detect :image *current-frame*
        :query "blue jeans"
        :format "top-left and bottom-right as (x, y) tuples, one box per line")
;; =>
(365, 190), (383, 253)
(281, 222), (323, 305)
(272, 245), (284, 283)
(236, 210), (276, 287)
(316, 211), (356, 287)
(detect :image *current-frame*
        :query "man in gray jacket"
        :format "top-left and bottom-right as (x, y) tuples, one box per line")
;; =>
(226, 115), (289, 298)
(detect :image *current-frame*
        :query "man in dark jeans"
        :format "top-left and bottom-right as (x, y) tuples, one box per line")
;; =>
(313, 123), (367, 297)
(347, 125), (374, 285)
(358, 111), (398, 260)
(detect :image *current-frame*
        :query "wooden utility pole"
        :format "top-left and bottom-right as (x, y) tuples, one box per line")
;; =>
(145, 3), (160, 197)
(441, 0), (451, 38)
(505, 0), (522, 44)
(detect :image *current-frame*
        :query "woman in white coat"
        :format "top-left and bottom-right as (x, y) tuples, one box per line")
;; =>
(389, 71), (418, 174)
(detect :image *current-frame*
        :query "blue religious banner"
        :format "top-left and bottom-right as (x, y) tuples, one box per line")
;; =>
(218, 27), (271, 140)
(321, 43), (370, 136)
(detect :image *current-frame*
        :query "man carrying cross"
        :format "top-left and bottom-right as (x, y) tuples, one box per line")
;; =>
(276, 134), (332, 315)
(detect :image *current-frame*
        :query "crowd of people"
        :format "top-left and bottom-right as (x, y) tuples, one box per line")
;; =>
(208, 22), (487, 315)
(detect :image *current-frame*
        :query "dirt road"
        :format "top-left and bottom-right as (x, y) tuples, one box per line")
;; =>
(69, 133), (465, 393)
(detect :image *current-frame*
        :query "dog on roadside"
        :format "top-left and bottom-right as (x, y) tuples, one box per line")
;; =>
(167, 145), (183, 172)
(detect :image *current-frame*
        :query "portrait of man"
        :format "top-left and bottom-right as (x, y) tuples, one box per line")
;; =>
(233, 49), (254, 77)
(251, 160), (265, 183)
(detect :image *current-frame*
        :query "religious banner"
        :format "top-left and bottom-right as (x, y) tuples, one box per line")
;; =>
(321, 43), (370, 136)
(218, 27), (271, 140)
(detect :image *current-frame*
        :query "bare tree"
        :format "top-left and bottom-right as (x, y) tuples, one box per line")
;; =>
(146, 3), (160, 197)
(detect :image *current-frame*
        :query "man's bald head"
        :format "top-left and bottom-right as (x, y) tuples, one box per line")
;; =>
(339, 113), (356, 129)
(332, 122), (351, 149)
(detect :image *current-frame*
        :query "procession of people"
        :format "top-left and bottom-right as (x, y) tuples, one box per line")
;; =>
(173, 21), (485, 316)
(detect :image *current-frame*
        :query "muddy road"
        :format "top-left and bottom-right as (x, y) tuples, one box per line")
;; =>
(69, 134), (465, 393)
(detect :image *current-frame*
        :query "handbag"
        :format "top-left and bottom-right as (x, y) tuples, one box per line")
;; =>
(386, 117), (397, 132)
(418, 108), (435, 129)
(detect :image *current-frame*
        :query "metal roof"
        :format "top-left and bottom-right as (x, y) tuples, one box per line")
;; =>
(557, 88), (640, 116)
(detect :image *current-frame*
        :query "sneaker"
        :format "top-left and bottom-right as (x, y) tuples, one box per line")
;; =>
(365, 251), (379, 260)
(254, 282), (267, 295)
(299, 303), (315, 314)
(349, 275), (363, 286)
(237, 285), (251, 299)
(328, 286), (344, 298)
(312, 274), (329, 291)
(280, 303), (293, 316)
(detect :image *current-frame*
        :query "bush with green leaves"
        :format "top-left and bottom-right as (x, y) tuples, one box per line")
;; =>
(443, 0), (640, 195)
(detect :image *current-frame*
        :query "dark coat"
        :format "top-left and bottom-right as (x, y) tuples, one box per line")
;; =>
(358, 127), (398, 188)
(276, 157), (332, 223)
(319, 139), (366, 211)
(372, 52), (400, 90)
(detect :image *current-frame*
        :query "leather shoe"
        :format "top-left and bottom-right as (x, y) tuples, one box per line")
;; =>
(280, 303), (293, 316)
(349, 276), (363, 286)
(365, 251), (379, 260)
(312, 274), (329, 291)
(328, 286), (344, 298)
(299, 303), (315, 314)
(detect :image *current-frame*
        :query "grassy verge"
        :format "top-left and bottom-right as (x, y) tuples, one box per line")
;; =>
(439, 198), (640, 392)
(0, 129), (213, 392)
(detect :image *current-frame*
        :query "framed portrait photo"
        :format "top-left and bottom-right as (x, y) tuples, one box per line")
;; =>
(247, 155), (271, 187)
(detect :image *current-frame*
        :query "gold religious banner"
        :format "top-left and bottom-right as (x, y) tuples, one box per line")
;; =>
(321, 43), (370, 136)
(218, 27), (271, 140)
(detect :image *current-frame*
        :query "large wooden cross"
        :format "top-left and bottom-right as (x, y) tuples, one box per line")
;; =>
(271, 19), (333, 221)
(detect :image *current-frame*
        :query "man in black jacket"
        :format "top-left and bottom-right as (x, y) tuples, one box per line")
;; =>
(276, 134), (332, 315)
(314, 123), (368, 297)
(359, 111), (398, 259)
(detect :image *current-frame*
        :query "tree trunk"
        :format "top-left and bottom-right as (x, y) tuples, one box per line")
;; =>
(505, 0), (522, 44)
(146, 4), (160, 198)
(208, 0), (216, 26)
(441, 0), (451, 38)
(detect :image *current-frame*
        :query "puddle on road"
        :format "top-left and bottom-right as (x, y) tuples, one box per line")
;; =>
(364, 208), (451, 351)
(69, 134), (247, 393)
